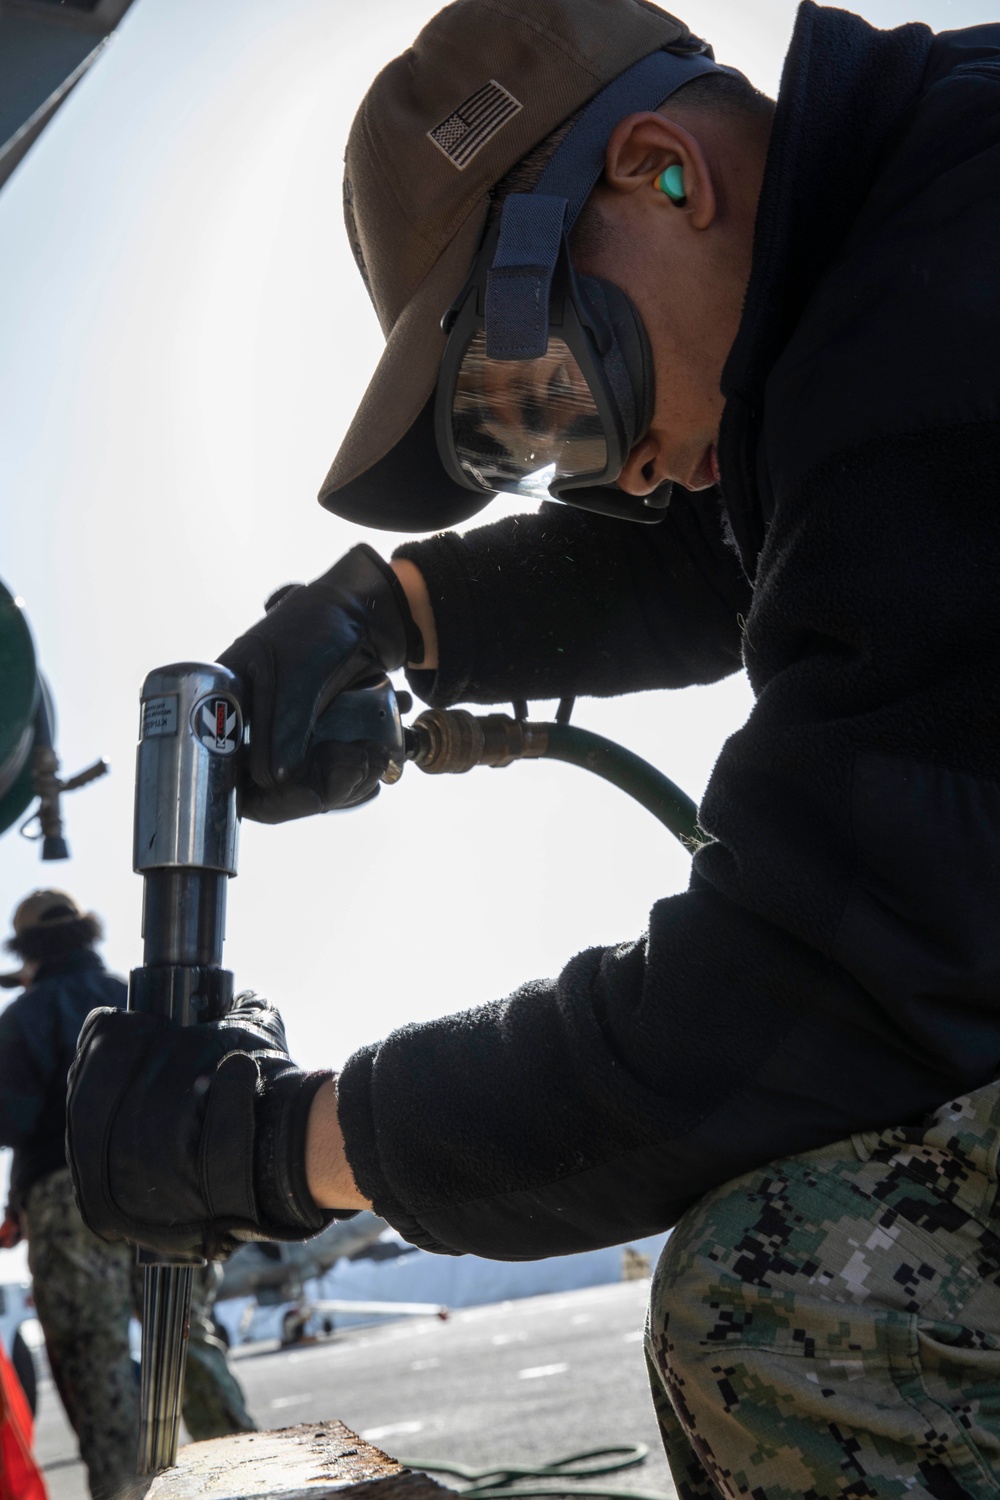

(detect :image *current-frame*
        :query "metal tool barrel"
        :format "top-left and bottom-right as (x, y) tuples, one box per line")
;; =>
(129, 663), (241, 1474)
(138, 1263), (195, 1472)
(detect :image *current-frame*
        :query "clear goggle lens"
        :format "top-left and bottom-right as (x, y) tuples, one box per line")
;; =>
(451, 330), (608, 499)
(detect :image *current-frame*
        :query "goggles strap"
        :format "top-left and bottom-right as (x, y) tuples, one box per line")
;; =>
(485, 195), (567, 359)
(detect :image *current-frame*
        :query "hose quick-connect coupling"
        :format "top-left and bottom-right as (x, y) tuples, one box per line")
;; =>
(405, 709), (548, 774)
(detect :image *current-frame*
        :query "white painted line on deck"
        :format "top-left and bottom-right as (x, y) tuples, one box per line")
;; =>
(623, 1330), (645, 1343)
(362, 1421), (425, 1442)
(491, 1332), (527, 1345)
(518, 1362), (569, 1380)
(411, 1358), (440, 1371)
(270, 1394), (312, 1409)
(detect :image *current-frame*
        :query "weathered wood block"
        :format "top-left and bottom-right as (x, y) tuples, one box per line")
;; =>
(142, 1420), (453, 1500)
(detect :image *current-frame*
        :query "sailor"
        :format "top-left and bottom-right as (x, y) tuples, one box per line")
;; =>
(69, 1), (1000, 1493)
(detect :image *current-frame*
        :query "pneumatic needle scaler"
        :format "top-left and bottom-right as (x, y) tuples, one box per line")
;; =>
(129, 662), (242, 1474)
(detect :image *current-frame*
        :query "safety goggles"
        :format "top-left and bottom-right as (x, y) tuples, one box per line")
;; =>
(437, 219), (654, 509)
(433, 46), (737, 523)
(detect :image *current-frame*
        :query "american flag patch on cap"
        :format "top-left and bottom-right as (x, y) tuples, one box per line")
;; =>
(428, 80), (522, 170)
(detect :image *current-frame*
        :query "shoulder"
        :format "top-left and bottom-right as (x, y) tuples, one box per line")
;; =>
(95, 973), (128, 1009)
(29, 960), (126, 1013)
(762, 33), (1000, 501)
(74, 960), (127, 1010)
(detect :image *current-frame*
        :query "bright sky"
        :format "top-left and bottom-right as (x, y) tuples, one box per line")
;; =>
(0, 0), (993, 1275)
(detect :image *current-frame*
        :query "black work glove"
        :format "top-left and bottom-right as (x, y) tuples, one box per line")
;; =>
(66, 993), (352, 1260)
(218, 544), (421, 823)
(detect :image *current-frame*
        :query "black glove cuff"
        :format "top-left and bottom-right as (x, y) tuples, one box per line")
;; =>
(342, 545), (424, 668)
(376, 551), (425, 668)
(254, 1067), (337, 1236)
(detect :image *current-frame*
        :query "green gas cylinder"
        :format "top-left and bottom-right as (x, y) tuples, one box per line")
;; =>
(0, 580), (39, 839)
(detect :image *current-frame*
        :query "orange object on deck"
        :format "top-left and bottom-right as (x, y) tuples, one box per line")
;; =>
(0, 1338), (46, 1500)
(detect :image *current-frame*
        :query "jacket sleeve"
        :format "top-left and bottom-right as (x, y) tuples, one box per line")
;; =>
(0, 1002), (48, 1148)
(337, 423), (1000, 1259)
(392, 488), (751, 707)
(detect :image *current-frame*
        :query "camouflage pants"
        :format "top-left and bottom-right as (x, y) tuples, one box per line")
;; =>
(23, 1169), (254, 1500)
(646, 1082), (1000, 1499)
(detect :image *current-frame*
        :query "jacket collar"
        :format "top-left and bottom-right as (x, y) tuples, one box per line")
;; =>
(718, 1), (933, 576)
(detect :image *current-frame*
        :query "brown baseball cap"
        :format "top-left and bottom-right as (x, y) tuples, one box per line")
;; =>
(11, 889), (86, 934)
(319, 0), (698, 533)
(0, 889), (90, 987)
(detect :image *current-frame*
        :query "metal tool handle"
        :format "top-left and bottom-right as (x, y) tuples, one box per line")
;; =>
(130, 663), (242, 1475)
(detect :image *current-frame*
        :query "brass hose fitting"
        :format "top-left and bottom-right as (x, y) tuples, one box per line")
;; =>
(407, 709), (548, 774)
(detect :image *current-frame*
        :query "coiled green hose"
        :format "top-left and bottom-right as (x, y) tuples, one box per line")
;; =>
(398, 1443), (671, 1500)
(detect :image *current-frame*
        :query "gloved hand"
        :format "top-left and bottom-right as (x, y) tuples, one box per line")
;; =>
(219, 544), (421, 823)
(66, 993), (351, 1260)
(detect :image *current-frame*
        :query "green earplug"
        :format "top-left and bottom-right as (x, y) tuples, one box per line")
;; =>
(656, 164), (686, 205)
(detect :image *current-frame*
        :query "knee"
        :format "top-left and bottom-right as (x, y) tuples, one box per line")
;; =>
(647, 1225), (719, 1393)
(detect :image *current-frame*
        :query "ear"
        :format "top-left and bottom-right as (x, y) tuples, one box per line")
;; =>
(602, 111), (717, 231)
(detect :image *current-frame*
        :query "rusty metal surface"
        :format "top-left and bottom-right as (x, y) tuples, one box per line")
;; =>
(143, 1421), (455, 1500)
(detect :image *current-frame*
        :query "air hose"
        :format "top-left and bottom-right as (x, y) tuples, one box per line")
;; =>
(540, 724), (699, 846)
(405, 709), (701, 849)
(398, 1443), (671, 1500)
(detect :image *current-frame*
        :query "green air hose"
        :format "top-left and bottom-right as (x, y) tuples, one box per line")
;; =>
(406, 709), (702, 850)
(398, 1443), (671, 1500)
(537, 723), (700, 848)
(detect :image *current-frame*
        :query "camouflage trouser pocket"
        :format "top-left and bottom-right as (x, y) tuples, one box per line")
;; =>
(646, 1087), (1000, 1500)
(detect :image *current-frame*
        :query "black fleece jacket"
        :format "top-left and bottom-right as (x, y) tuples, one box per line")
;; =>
(337, 4), (1000, 1258)
(0, 952), (126, 1207)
